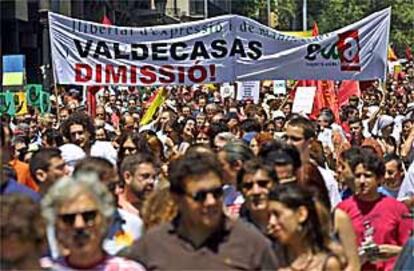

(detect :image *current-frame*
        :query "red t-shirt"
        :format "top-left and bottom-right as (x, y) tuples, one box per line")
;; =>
(337, 195), (412, 271)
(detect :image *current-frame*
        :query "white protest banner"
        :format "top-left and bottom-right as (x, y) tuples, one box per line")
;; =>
(220, 82), (235, 99)
(292, 87), (316, 114)
(273, 80), (286, 95)
(236, 81), (260, 104)
(49, 8), (390, 86)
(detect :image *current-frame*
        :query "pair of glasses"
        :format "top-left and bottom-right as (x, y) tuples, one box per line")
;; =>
(58, 210), (98, 227)
(186, 186), (223, 203)
(197, 137), (209, 141)
(242, 180), (270, 190)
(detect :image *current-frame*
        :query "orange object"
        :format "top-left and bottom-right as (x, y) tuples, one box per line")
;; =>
(9, 159), (39, 192)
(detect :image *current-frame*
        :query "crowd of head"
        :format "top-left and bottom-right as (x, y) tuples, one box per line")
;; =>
(1, 59), (413, 270)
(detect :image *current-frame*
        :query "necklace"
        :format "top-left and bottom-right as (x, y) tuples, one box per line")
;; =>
(289, 253), (314, 271)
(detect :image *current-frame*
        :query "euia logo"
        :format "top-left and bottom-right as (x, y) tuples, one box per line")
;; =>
(305, 30), (361, 72)
(337, 30), (361, 71)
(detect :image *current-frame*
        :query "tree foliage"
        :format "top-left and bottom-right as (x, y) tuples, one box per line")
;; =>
(313, 0), (414, 53)
(233, 0), (413, 53)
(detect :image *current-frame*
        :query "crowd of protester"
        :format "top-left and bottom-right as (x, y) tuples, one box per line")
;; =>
(1, 59), (414, 270)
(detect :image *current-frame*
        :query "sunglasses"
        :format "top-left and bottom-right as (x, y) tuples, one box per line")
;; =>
(186, 186), (223, 203)
(242, 180), (270, 190)
(58, 210), (98, 227)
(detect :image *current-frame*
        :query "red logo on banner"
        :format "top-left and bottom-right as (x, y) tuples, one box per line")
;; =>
(337, 30), (361, 71)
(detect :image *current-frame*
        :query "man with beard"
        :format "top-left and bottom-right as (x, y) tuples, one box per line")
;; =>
(119, 153), (159, 217)
(61, 112), (117, 165)
(41, 172), (145, 270)
(124, 152), (279, 270)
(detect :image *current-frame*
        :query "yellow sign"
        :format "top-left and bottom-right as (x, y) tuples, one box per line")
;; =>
(14, 92), (28, 116)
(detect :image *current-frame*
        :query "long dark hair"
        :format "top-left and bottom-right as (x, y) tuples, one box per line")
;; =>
(268, 184), (330, 253)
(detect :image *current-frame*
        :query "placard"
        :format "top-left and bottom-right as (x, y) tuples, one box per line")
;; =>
(292, 87), (317, 114)
(236, 81), (260, 104)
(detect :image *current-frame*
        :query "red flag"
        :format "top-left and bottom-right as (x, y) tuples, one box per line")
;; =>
(309, 80), (339, 122)
(337, 80), (360, 107)
(101, 15), (112, 25)
(406, 46), (413, 61)
(312, 22), (319, 37)
(87, 86), (101, 118)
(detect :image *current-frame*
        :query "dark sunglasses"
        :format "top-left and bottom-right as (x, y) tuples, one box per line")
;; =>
(242, 180), (270, 190)
(58, 210), (98, 227)
(186, 186), (223, 203)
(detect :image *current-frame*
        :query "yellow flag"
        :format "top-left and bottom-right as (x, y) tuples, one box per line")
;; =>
(387, 46), (397, 61)
(140, 88), (168, 126)
(282, 30), (313, 38)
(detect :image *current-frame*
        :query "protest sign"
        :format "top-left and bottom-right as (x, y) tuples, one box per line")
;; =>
(292, 87), (317, 114)
(236, 81), (260, 104)
(14, 92), (28, 115)
(2, 55), (25, 86)
(39, 91), (51, 114)
(273, 80), (286, 95)
(0, 92), (15, 116)
(26, 84), (43, 106)
(220, 83), (235, 99)
(49, 8), (390, 86)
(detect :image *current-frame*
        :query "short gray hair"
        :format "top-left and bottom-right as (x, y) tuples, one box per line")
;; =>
(222, 141), (254, 164)
(41, 172), (115, 228)
(215, 132), (236, 143)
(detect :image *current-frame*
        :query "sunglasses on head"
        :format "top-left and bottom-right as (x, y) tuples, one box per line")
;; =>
(58, 210), (98, 227)
(242, 180), (270, 190)
(186, 186), (223, 203)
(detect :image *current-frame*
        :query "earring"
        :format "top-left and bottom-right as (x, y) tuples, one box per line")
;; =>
(296, 224), (303, 233)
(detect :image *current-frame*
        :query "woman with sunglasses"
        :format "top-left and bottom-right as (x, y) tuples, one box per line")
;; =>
(41, 172), (145, 270)
(267, 184), (342, 271)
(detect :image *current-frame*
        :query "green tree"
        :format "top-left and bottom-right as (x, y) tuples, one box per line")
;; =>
(317, 0), (369, 33)
(315, 0), (414, 54)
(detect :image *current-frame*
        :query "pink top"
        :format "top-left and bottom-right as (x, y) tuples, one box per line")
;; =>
(337, 195), (412, 271)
